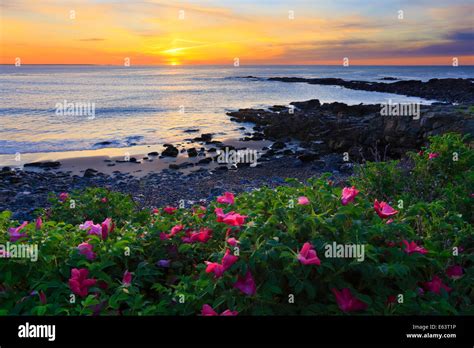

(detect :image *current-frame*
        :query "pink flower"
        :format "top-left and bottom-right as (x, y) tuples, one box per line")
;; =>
(224, 213), (247, 226)
(161, 224), (184, 240)
(80, 220), (108, 238)
(101, 218), (114, 240)
(59, 192), (69, 202)
(68, 268), (96, 298)
(227, 237), (239, 247)
(88, 224), (103, 237)
(159, 232), (170, 240)
(446, 265), (463, 280)
(77, 242), (96, 260)
(79, 220), (94, 230)
(152, 208), (159, 214)
(297, 242), (321, 266)
(163, 206), (177, 214)
(217, 192), (235, 205)
(215, 208), (226, 222)
(297, 196), (310, 205)
(182, 228), (212, 243)
(402, 240), (428, 255)
(38, 291), (47, 305)
(233, 271), (256, 296)
(386, 218), (394, 225)
(35, 217), (42, 231)
(332, 288), (368, 313)
(374, 200), (398, 219)
(428, 152), (439, 160)
(205, 262), (225, 278)
(205, 249), (238, 278)
(221, 249), (239, 270)
(101, 197), (108, 203)
(341, 186), (359, 206)
(201, 304), (238, 316)
(215, 208), (247, 226)
(422, 275), (451, 295)
(122, 270), (132, 287)
(386, 295), (397, 306)
(170, 224), (184, 236)
(201, 304), (218, 316)
(8, 221), (28, 242)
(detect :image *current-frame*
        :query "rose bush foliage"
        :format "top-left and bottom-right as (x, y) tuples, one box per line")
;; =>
(0, 133), (472, 315)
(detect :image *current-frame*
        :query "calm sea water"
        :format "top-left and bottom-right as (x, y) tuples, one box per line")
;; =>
(1, 65), (473, 155)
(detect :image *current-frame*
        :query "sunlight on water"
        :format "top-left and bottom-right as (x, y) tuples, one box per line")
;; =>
(0, 65), (473, 155)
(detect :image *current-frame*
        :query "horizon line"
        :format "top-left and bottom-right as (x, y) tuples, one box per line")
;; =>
(2, 63), (474, 67)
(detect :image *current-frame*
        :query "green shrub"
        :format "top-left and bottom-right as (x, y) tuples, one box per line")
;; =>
(0, 133), (472, 315)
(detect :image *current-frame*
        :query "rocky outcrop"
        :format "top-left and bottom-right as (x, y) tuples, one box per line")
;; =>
(227, 100), (473, 159)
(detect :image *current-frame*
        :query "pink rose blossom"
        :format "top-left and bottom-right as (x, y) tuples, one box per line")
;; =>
(217, 192), (235, 205)
(297, 242), (321, 266)
(341, 186), (359, 205)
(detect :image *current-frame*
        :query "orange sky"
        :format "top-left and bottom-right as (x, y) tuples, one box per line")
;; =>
(1, 0), (473, 65)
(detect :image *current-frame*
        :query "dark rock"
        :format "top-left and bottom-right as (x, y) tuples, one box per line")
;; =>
(24, 161), (61, 169)
(180, 162), (194, 168)
(162, 145), (179, 157)
(250, 132), (264, 141)
(148, 152), (159, 156)
(194, 133), (213, 142)
(198, 158), (213, 164)
(184, 129), (200, 133)
(201, 133), (213, 142)
(298, 152), (319, 162)
(311, 160), (326, 170)
(271, 141), (286, 150)
(187, 148), (198, 157)
(9, 176), (21, 184)
(83, 168), (98, 178)
(339, 163), (354, 173)
(94, 141), (113, 146)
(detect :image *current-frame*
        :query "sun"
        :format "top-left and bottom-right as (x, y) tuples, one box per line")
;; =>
(169, 60), (180, 66)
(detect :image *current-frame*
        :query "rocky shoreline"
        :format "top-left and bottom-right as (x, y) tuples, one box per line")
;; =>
(0, 154), (348, 221)
(2, 77), (473, 221)
(242, 76), (474, 104)
(228, 101), (473, 159)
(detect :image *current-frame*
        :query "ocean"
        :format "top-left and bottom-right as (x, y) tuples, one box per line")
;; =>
(1, 65), (473, 157)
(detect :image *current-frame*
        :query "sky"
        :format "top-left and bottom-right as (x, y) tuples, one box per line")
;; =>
(0, 0), (473, 65)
